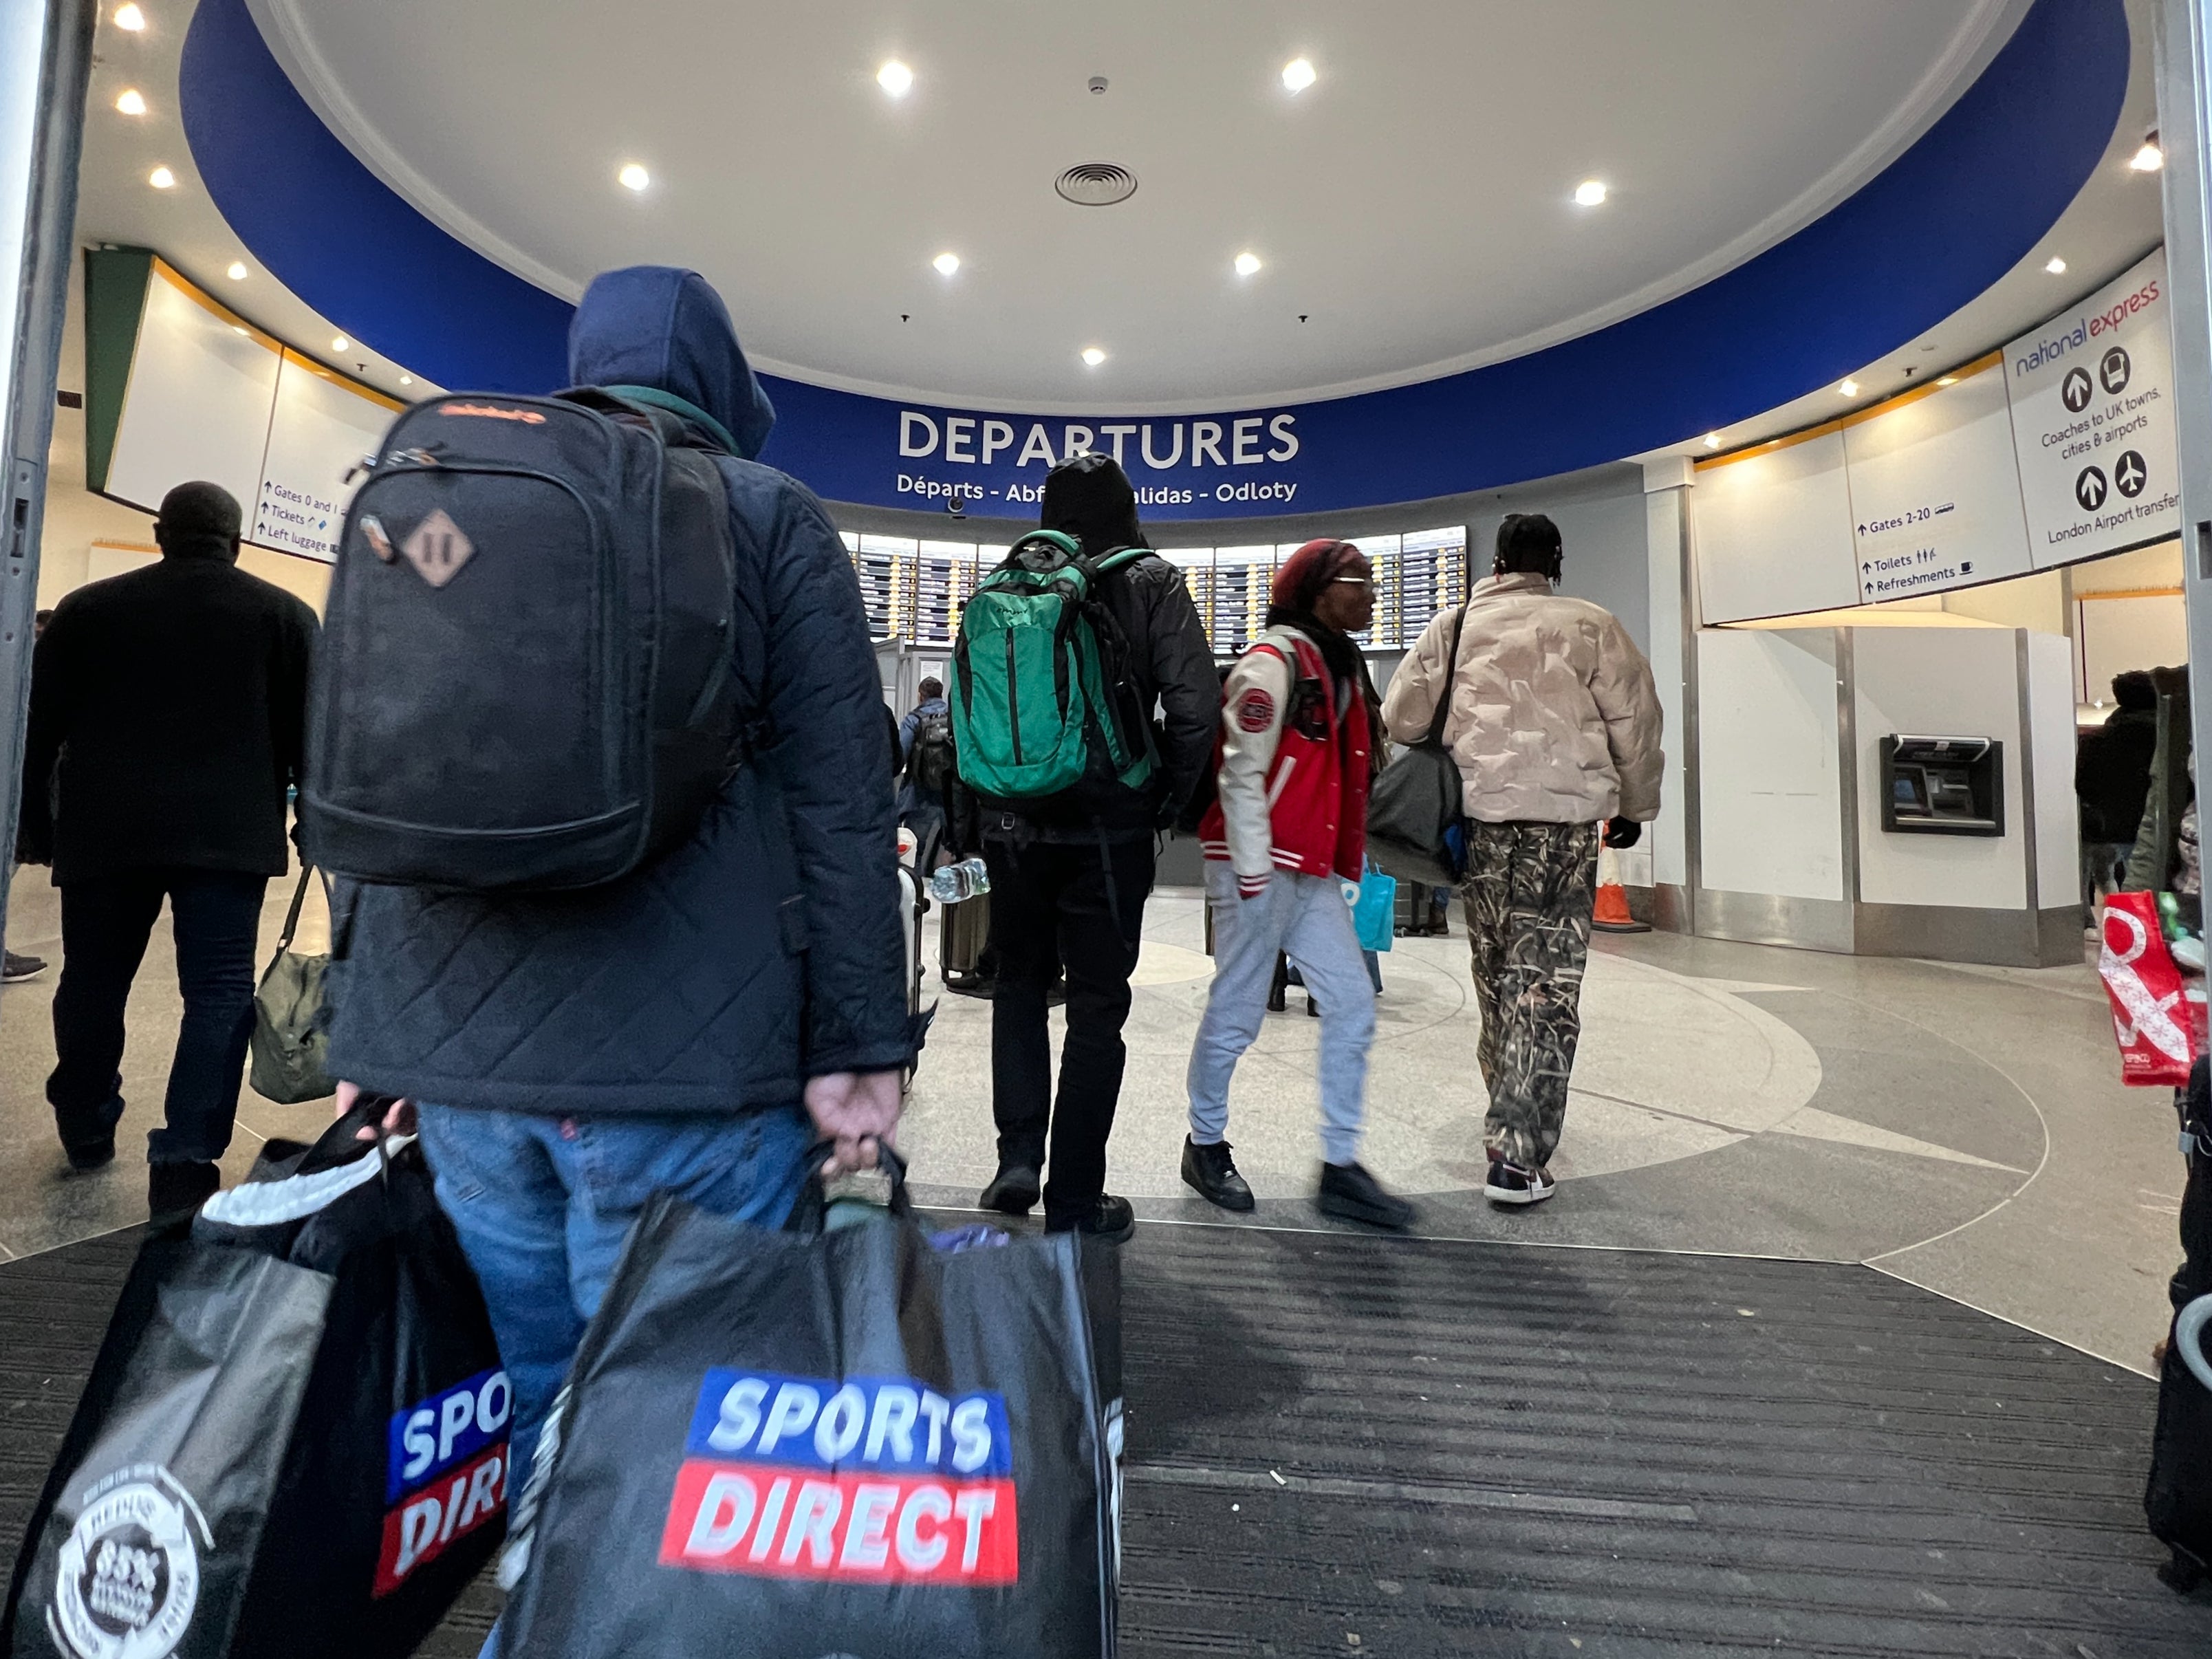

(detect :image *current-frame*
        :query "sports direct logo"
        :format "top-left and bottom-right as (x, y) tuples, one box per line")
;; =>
(660, 1370), (1017, 1585)
(373, 1367), (511, 1597)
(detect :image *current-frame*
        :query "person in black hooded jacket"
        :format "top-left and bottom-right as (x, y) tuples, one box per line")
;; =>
(325, 268), (918, 1524)
(973, 453), (1216, 1239)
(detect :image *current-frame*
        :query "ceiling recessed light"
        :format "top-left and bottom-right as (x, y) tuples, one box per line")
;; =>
(114, 88), (147, 116)
(1573, 180), (1608, 207)
(1702, 433), (1721, 450)
(2132, 140), (2165, 173)
(400, 374), (413, 386)
(2044, 255), (2068, 274)
(878, 59), (913, 98)
(933, 252), (960, 276)
(1081, 346), (1107, 367)
(618, 163), (649, 192)
(332, 336), (350, 353)
(147, 165), (174, 189)
(1281, 58), (1316, 93)
(1936, 375), (1958, 387)
(1839, 378), (1860, 397)
(113, 3), (146, 30)
(1234, 251), (1262, 277)
(225, 260), (247, 281)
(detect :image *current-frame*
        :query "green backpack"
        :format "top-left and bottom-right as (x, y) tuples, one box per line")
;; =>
(951, 531), (1156, 803)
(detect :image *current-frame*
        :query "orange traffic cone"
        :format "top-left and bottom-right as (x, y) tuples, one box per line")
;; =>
(1592, 827), (1649, 933)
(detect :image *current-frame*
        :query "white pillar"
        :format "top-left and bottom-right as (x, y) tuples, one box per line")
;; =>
(1641, 455), (1695, 929)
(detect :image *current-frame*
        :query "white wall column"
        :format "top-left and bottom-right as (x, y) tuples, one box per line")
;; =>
(1641, 455), (1695, 929)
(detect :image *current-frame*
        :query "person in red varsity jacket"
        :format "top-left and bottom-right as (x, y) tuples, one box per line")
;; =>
(1183, 539), (1416, 1230)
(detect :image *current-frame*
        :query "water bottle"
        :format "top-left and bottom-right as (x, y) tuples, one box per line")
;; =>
(928, 856), (992, 905)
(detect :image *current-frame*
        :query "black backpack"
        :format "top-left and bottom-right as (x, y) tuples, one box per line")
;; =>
(908, 707), (955, 794)
(303, 389), (743, 891)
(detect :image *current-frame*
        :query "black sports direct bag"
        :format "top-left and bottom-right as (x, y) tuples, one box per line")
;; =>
(5, 1107), (509, 1659)
(1365, 603), (1470, 887)
(303, 389), (743, 891)
(2147, 1055), (2212, 1587)
(498, 1160), (1123, 1658)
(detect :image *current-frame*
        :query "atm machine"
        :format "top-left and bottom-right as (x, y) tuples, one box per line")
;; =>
(1878, 735), (2004, 836)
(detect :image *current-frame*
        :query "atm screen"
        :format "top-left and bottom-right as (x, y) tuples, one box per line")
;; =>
(1891, 768), (1927, 812)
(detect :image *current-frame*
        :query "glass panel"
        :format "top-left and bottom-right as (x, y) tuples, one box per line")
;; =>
(911, 540), (976, 647)
(1209, 546), (1274, 655)
(856, 534), (918, 639)
(1396, 525), (1469, 646)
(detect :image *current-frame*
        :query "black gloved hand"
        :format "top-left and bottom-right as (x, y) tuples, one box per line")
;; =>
(1602, 818), (1642, 849)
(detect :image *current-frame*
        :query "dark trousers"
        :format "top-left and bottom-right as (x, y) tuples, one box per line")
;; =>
(981, 835), (1154, 1225)
(47, 869), (268, 1164)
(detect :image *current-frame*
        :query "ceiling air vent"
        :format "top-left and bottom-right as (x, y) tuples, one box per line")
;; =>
(1056, 162), (1137, 207)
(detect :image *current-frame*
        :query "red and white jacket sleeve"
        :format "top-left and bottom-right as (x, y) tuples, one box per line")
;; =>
(1215, 644), (1292, 896)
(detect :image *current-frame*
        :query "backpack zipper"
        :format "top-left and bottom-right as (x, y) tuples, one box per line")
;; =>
(1005, 631), (1023, 765)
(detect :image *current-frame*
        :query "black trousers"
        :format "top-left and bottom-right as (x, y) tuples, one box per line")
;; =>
(47, 869), (268, 1164)
(980, 834), (1154, 1225)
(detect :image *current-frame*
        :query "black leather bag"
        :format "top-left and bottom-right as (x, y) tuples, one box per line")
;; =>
(1365, 604), (1469, 887)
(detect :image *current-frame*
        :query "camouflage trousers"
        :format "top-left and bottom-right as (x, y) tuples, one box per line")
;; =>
(1460, 820), (1601, 1169)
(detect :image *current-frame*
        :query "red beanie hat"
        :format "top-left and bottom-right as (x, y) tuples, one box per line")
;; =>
(1270, 538), (1360, 612)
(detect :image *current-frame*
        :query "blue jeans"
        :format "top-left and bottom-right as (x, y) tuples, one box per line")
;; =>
(414, 1103), (816, 1499)
(47, 869), (267, 1164)
(1189, 865), (1376, 1164)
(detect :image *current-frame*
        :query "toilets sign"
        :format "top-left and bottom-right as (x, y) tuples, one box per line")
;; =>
(2004, 246), (2180, 565)
(885, 406), (1306, 515)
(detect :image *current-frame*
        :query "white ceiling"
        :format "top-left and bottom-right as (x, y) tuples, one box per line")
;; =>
(246, 0), (2030, 413)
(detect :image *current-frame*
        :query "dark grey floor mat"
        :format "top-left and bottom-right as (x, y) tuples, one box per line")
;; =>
(1, 1222), (2206, 1656)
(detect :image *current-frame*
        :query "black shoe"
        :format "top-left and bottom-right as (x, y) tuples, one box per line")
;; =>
(1305, 997), (1319, 1018)
(63, 1133), (116, 1172)
(3, 950), (47, 983)
(1182, 1136), (1256, 1212)
(979, 1164), (1041, 1215)
(1316, 1161), (1416, 1231)
(149, 1160), (221, 1222)
(1484, 1159), (1557, 1207)
(1266, 983), (1287, 1012)
(1047, 1193), (1136, 1244)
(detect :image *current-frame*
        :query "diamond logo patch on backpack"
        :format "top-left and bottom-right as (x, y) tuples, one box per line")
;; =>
(401, 511), (474, 587)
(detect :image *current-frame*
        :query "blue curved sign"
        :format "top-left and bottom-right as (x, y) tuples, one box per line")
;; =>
(182, 0), (2127, 519)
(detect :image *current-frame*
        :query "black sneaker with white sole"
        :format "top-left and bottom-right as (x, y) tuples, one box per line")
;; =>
(1484, 1159), (1556, 1206)
(2, 950), (46, 984)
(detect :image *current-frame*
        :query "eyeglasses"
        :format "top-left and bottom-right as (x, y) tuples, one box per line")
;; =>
(1328, 575), (1375, 592)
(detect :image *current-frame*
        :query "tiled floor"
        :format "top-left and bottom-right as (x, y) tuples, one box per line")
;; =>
(0, 874), (2183, 1375)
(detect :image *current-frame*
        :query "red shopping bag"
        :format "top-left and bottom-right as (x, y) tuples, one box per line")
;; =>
(2099, 892), (2205, 1086)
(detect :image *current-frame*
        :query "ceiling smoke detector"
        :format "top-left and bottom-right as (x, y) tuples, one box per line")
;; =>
(1056, 162), (1138, 207)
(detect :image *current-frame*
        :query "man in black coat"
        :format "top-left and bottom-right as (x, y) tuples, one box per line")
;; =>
(2078, 669), (2160, 900)
(974, 453), (1218, 1240)
(19, 481), (316, 1216)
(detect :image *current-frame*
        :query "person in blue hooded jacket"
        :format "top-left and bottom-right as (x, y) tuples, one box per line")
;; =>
(327, 268), (916, 1535)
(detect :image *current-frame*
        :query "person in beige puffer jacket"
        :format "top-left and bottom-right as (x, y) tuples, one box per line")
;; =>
(1381, 512), (1662, 1206)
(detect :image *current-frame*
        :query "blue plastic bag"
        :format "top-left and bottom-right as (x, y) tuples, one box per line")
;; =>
(1349, 869), (1397, 953)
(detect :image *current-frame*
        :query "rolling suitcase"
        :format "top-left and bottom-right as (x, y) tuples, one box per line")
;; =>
(2147, 1054), (2212, 1587)
(940, 890), (993, 995)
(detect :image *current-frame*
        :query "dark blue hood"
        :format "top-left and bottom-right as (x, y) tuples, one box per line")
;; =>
(567, 266), (776, 459)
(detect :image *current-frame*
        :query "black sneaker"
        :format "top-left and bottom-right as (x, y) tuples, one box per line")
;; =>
(3, 950), (47, 983)
(1181, 1136), (1255, 1212)
(1047, 1193), (1136, 1244)
(979, 1164), (1041, 1215)
(149, 1160), (221, 1222)
(1316, 1161), (1416, 1231)
(1484, 1159), (1557, 1206)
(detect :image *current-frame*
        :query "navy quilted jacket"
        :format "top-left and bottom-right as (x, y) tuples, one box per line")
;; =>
(324, 268), (915, 1113)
